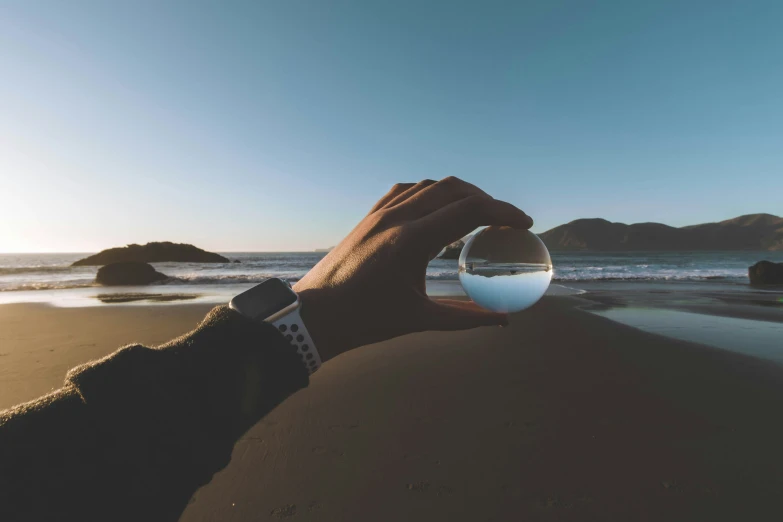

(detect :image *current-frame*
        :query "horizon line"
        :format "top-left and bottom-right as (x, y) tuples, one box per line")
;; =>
(3, 211), (779, 255)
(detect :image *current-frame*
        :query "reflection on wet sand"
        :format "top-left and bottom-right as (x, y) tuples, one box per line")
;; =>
(94, 293), (200, 304)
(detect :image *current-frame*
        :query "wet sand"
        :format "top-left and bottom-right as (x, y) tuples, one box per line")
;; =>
(1, 297), (783, 521)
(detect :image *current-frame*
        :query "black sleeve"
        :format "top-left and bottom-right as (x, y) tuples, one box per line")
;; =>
(0, 305), (309, 522)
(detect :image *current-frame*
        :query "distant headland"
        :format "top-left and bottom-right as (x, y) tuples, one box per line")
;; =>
(437, 213), (783, 259)
(540, 213), (782, 252)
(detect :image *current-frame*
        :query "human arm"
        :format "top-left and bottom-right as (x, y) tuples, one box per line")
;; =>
(0, 177), (533, 521)
(0, 306), (308, 521)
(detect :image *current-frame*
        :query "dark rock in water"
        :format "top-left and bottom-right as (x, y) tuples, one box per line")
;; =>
(439, 240), (465, 260)
(749, 260), (783, 285)
(73, 242), (229, 266)
(96, 262), (169, 286)
(232, 260), (241, 263)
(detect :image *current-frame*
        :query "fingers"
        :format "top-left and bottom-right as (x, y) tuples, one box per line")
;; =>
(382, 179), (437, 210)
(388, 176), (483, 219)
(417, 194), (533, 248)
(423, 299), (509, 330)
(368, 183), (416, 215)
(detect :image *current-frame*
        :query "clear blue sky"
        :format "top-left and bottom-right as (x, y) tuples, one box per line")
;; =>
(1, 0), (781, 252)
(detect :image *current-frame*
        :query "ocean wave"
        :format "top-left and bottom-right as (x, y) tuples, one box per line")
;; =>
(0, 262), (756, 292)
(0, 281), (98, 292)
(0, 276), (747, 293)
(551, 274), (734, 282)
(0, 266), (87, 275)
(425, 271), (460, 280)
(165, 274), (304, 285)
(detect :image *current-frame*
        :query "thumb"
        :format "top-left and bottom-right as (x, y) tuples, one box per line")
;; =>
(424, 299), (509, 331)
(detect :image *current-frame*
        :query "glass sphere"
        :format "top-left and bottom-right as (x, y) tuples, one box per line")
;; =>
(458, 226), (553, 313)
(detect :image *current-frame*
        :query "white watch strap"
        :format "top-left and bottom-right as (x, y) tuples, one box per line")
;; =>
(268, 307), (322, 374)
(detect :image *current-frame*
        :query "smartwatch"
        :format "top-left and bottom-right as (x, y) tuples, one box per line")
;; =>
(229, 278), (322, 374)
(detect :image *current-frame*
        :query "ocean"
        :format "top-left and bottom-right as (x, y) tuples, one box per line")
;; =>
(1, 251), (781, 306)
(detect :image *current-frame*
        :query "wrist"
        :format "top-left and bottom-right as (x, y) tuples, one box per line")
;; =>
(294, 286), (355, 363)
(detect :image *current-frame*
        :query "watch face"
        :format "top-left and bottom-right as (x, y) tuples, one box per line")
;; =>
(230, 278), (298, 321)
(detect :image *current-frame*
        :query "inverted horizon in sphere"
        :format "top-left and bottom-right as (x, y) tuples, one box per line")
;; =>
(459, 270), (553, 313)
(458, 227), (553, 313)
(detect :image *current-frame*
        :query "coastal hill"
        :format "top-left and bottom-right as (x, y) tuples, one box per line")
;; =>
(539, 213), (783, 252)
(72, 242), (229, 266)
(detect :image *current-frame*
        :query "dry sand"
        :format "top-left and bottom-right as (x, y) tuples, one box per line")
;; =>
(1, 298), (783, 521)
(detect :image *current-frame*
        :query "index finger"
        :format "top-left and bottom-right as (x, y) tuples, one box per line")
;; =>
(367, 183), (416, 215)
(416, 194), (533, 249)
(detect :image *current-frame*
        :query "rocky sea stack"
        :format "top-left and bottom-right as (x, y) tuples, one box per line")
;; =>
(95, 262), (169, 286)
(73, 242), (229, 266)
(748, 260), (783, 285)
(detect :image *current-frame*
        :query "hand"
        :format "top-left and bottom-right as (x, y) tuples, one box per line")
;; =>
(293, 177), (534, 362)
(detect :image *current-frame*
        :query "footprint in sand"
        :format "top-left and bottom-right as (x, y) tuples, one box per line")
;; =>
(504, 420), (537, 430)
(270, 504), (296, 518)
(328, 423), (360, 432)
(406, 481), (430, 492)
(541, 495), (571, 509)
(436, 486), (454, 497)
(311, 446), (344, 457)
(406, 482), (454, 497)
(661, 480), (683, 493)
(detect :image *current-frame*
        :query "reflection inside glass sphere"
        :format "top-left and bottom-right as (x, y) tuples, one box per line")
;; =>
(458, 227), (553, 313)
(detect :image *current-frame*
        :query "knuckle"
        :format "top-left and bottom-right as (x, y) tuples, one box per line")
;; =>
(440, 176), (482, 196)
(465, 193), (493, 205)
(372, 208), (390, 224)
(440, 175), (463, 186)
(371, 207), (398, 228)
(464, 193), (494, 215)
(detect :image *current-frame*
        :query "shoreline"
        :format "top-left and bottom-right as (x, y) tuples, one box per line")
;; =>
(2, 296), (783, 519)
(1, 277), (778, 307)
(1, 279), (780, 374)
(570, 280), (783, 324)
(0, 280), (582, 307)
(3, 296), (783, 519)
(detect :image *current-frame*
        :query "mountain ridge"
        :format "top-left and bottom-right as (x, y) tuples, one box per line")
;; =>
(539, 213), (783, 252)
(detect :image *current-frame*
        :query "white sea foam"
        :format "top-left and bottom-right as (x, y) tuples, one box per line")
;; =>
(1, 251), (781, 294)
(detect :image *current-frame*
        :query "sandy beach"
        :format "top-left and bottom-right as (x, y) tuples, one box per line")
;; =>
(2, 294), (782, 521)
